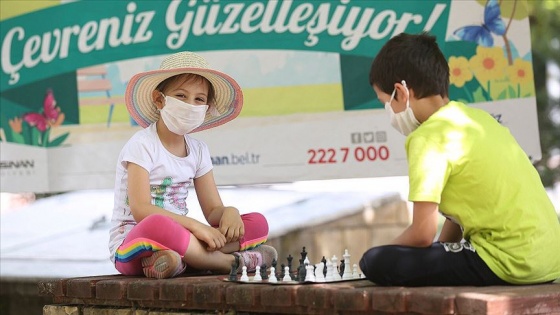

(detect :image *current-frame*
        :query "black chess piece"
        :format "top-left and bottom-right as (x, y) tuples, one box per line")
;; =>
(261, 264), (268, 280)
(300, 246), (307, 262)
(321, 256), (327, 277)
(339, 259), (345, 278)
(287, 254), (293, 275)
(280, 263), (286, 279)
(271, 258), (278, 278)
(228, 255), (240, 281)
(298, 263), (307, 282)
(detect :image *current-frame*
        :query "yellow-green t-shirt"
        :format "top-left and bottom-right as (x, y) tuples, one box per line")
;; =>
(406, 101), (560, 284)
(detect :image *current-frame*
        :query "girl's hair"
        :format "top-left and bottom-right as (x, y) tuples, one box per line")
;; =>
(369, 32), (449, 99)
(155, 73), (216, 105)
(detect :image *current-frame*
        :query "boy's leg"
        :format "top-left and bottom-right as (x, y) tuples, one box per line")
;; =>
(359, 242), (510, 286)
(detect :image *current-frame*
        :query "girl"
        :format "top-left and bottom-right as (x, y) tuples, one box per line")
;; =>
(108, 51), (277, 279)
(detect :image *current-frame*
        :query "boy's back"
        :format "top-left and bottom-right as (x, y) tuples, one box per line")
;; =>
(407, 100), (560, 284)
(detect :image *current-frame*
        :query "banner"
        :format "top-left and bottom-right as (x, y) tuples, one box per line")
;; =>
(0, 0), (539, 192)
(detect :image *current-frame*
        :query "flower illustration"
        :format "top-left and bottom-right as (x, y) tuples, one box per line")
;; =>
(8, 117), (22, 134)
(449, 56), (473, 88)
(469, 46), (508, 82)
(507, 58), (533, 85)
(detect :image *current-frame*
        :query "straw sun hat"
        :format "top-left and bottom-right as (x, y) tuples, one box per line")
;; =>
(125, 51), (243, 133)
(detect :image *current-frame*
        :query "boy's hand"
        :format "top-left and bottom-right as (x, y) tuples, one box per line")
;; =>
(219, 207), (245, 243)
(192, 223), (227, 251)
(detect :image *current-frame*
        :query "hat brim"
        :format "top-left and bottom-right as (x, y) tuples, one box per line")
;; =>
(125, 67), (243, 133)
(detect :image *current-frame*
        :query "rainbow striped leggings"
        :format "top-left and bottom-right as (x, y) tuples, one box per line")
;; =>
(115, 213), (269, 276)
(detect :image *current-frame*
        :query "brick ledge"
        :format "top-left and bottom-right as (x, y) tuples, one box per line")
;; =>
(38, 275), (560, 315)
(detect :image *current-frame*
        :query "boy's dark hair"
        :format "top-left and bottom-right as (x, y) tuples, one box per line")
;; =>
(369, 32), (449, 99)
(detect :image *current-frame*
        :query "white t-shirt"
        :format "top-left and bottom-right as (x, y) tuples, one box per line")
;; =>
(108, 123), (213, 262)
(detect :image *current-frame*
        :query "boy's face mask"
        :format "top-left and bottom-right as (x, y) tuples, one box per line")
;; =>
(384, 80), (420, 136)
(159, 94), (208, 135)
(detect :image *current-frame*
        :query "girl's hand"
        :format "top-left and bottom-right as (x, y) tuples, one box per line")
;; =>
(219, 207), (245, 243)
(191, 223), (227, 251)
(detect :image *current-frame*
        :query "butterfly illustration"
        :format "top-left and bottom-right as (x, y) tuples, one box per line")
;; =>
(453, 0), (506, 47)
(22, 89), (61, 132)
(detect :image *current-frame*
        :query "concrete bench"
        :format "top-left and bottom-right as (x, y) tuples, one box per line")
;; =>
(38, 274), (560, 315)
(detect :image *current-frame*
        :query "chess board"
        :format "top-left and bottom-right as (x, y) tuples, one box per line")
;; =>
(223, 247), (366, 285)
(221, 276), (365, 285)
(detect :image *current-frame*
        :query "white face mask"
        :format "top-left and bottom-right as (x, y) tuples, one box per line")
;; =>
(384, 80), (420, 136)
(159, 94), (208, 135)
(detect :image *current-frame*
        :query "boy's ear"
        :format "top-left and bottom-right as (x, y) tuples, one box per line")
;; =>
(394, 82), (409, 102)
(152, 90), (164, 109)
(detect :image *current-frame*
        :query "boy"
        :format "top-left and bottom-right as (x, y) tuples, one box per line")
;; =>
(359, 32), (560, 286)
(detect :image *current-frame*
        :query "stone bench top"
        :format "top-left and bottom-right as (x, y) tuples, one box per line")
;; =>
(39, 274), (560, 315)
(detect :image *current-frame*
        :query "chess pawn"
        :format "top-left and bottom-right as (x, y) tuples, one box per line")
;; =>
(331, 255), (342, 281)
(304, 264), (316, 282)
(282, 266), (292, 282)
(314, 262), (325, 282)
(342, 249), (352, 280)
(352, 264), (360, 279)
(269, 267), (278, 283)
(240, 266), (249, 282)
(253, 265), (262, 281)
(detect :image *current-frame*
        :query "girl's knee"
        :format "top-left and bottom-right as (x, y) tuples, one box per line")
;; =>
(141, 213), (172, 225)
(242, 212), (269, 235)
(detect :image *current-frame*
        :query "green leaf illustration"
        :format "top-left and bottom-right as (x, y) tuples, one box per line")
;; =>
(472, 87), (488, 102)
(47, 132), (70, 147)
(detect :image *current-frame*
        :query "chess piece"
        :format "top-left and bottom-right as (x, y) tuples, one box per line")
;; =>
(298, 263), (306, 282)
(304, 264), (315, 282)
(240, 266), (249, 281)
(339, 259), (345, 278)
(352, 264), (360, 279)
(300, 246), (308, 262)
(331, 255), (341, 280)
(314, 262), (325, 282)
(269, 267), (278, 283)
(282, 266), (292, 282)
(261, 264), (268, 280)
(342, 249), (353, 280)
(228, 261), (238, 281)
(253, 265), (262, 281)
(287, 255), (293, 275)
(321, 256), (327, 276)
(280, 263), (286, 279)
(325, 259), (334, 282)
(271, 258), (278, 279)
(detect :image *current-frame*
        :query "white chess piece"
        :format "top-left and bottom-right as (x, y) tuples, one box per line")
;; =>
(331, 255), (342, 281)
(240, 266), (249, 281)
(304, 264), (316, 282)
(269, 267), (278, 283)
(282, 266), (292, 282)
(304, 256), (310, 265)
(342, 249), (352, 280)
(253, 265), (262, 281)
(314, 262), (325, 282)
(352, 264), (360, 279)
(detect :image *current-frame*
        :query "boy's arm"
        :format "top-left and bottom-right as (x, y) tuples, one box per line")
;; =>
(391, 201), (439, 247)
(437, 218), (463, 243)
